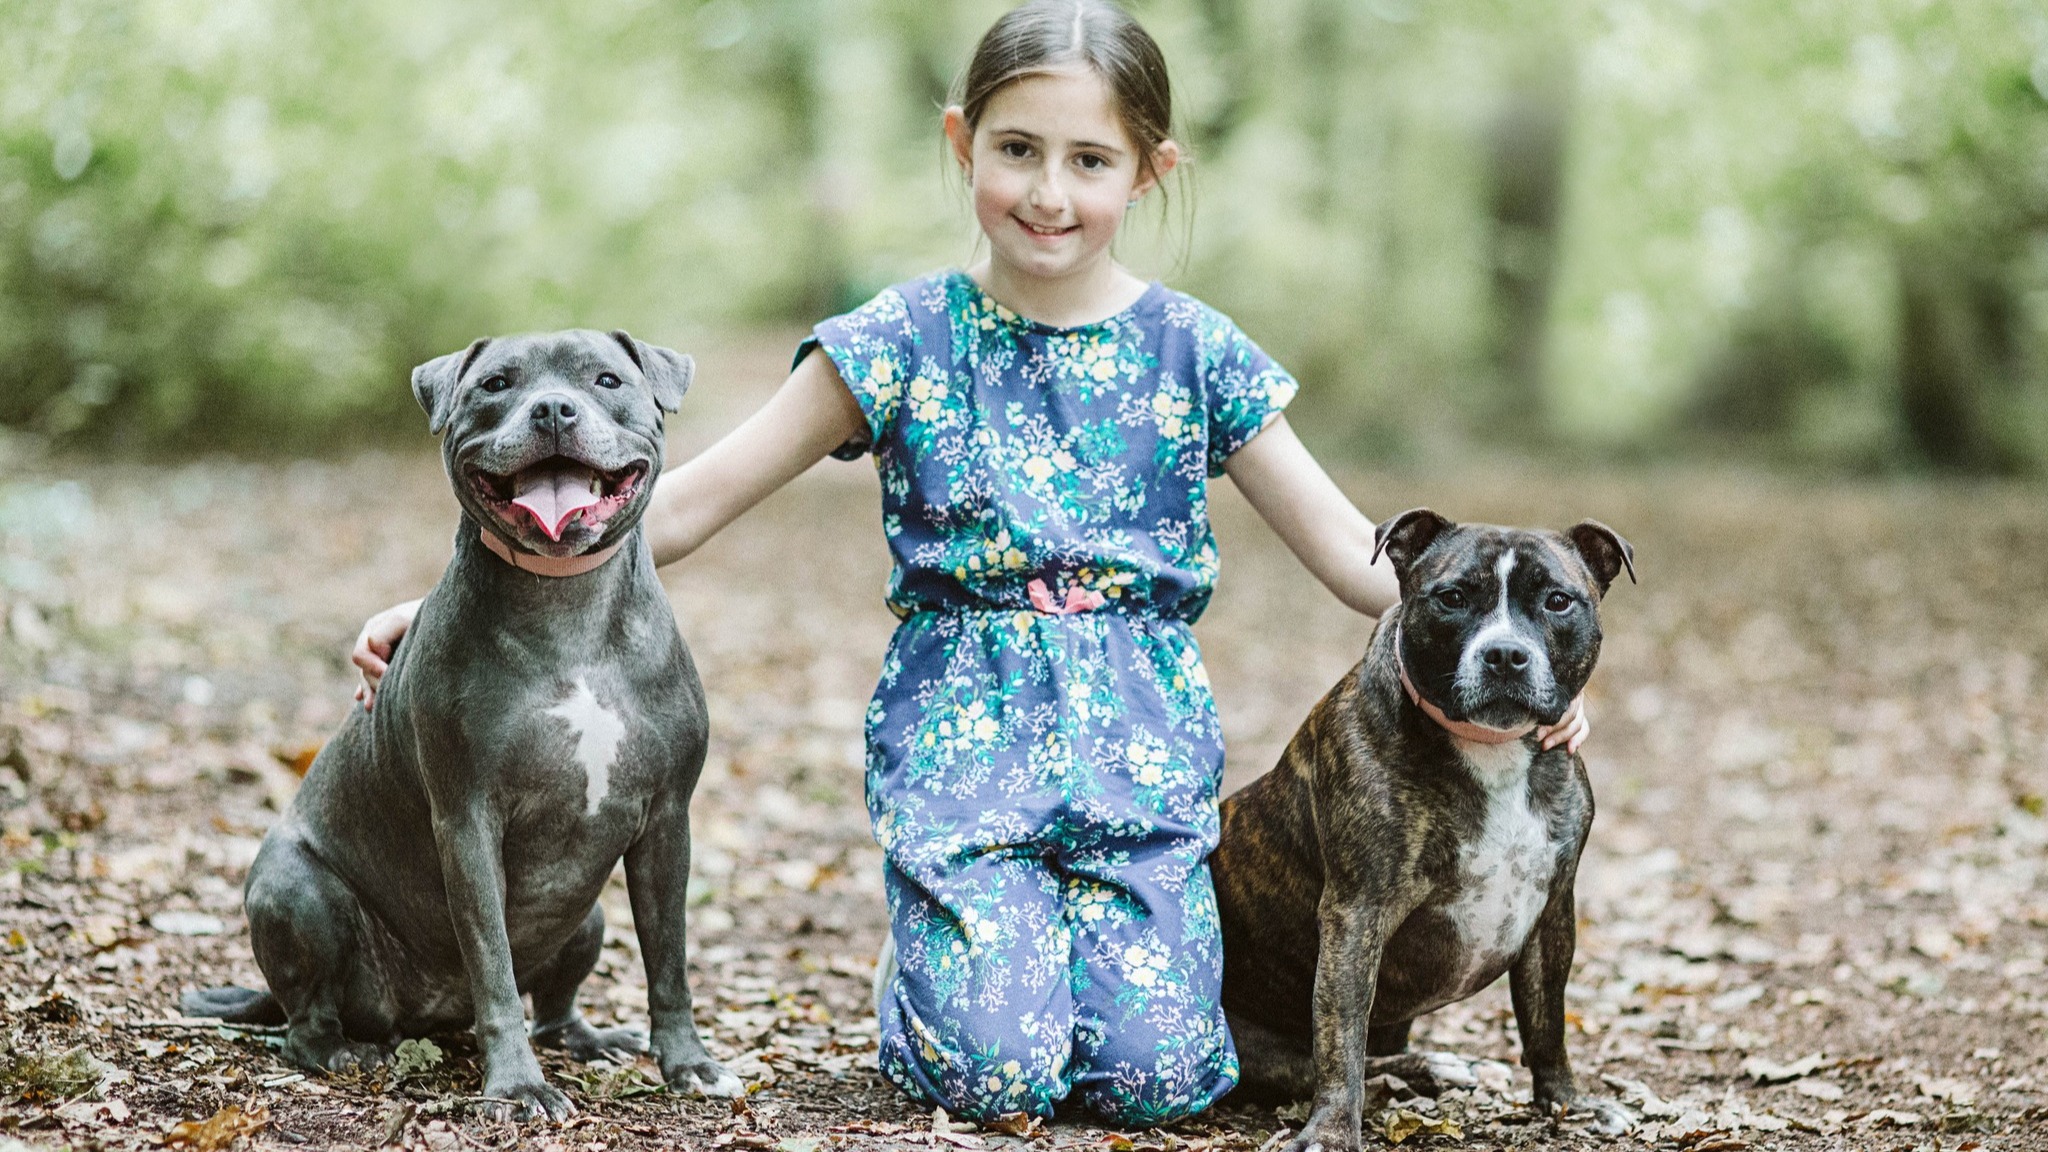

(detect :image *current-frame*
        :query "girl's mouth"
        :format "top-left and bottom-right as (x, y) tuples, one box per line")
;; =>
(1016, 217), (1077, 239)
(468, 457), (647, 542)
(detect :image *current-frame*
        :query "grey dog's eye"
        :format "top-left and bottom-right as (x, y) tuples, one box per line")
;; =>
(1436, 588), (1467, 610)
(595, 373), (621, 389)
(1545, 591), (1573, 612)
(480, 375), (510, 393)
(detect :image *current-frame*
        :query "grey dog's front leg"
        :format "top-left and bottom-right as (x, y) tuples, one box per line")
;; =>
(1286, 896), (1391, 1152)
(434, 811), (574, 1122)
(626, 795), (742, 1097)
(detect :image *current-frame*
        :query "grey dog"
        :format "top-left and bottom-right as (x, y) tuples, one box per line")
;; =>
(185, 330), (740, 1120)
(1212, 509), (1636, 1151)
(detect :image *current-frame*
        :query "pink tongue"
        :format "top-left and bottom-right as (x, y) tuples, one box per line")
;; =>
(510, 463), (602, 541)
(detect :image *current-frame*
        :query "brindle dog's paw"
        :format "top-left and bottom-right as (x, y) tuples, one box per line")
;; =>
(481, 1078), (576, 1123)
(1362, 1051), (1475, 1098)
(1281, 1106), (1359, 1152)
(532, 1017), (649, 1064)
(665, 1057), (745, 1098)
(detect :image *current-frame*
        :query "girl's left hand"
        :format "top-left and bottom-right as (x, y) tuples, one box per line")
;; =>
(1537, 693), (1589, 754)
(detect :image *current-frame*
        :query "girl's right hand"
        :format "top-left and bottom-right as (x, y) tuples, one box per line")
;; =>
(351, 599), (422, 711)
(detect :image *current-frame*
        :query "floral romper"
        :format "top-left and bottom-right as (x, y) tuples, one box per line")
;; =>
(803, 270), (1296, 1125)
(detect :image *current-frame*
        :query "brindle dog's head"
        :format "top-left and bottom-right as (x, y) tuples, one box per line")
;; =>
(1372, 510), (1635, 730)
(411, 330), (690, 560)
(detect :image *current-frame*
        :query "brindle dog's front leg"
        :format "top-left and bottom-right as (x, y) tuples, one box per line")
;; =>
(433, 812), (574, 1122)
(1286, 896), (1392, 1152)
(625, 793), (742, 1097)
(1509, 882), (1633, 1133)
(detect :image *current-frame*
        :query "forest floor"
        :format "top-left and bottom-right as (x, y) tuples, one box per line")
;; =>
(3, 341), (2046, 1151)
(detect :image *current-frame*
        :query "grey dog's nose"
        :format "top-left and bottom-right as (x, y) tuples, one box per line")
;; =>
(529, 393), (579, 434)
(1481, 641), (1532, 676)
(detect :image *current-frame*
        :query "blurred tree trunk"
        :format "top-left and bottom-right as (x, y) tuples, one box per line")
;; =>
(1483, 62), (1570, 428)
(1895, 245), (2022, 472)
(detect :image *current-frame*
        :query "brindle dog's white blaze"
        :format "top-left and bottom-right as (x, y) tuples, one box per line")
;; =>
(1454, 549), (1557, 702)
(546, 675), (625, 816)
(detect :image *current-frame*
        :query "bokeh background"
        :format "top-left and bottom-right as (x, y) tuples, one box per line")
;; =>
(6, 0), (2048, 467)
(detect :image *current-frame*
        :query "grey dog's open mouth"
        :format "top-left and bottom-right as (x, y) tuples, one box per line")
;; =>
(469, 457), (646, 542)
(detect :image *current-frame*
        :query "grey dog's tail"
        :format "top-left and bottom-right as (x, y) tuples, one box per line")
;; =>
(182, 985), (286, 1025)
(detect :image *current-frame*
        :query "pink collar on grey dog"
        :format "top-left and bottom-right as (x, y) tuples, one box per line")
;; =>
(477, 526), (623, 578)
(1393, 627), (1536, 745)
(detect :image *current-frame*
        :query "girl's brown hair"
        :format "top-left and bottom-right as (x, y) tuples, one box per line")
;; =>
(955, 0), (1179, 187)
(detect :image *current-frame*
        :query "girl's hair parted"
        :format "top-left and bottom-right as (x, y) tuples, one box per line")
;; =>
(955, 0), (1178, 186)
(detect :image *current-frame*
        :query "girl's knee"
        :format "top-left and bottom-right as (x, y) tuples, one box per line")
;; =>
(880, 997), (1067, 1121)
(1072, 1031), (1238, 1126)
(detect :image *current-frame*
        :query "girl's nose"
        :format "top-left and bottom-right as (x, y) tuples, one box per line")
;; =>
(1028, 164), (1068, 211)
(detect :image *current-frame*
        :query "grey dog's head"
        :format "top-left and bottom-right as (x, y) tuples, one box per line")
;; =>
(412, 329), (690, 559)
(1372, 510), (1635, 731)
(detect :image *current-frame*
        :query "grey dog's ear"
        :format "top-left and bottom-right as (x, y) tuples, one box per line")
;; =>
(610, 330), (693, 414)
(412, 337), (490, 436)
(1567, 519), (1636, 596)
(1371, 508), (1453, 580)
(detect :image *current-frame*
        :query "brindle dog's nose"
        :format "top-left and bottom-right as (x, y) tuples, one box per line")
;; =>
(529, 394), (579, 436)
(1481, 641), (1532, 677)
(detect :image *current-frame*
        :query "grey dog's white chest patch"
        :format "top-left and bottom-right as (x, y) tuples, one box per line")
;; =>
(1443, 763), (1555, 988)
(545, 675), (625, 816)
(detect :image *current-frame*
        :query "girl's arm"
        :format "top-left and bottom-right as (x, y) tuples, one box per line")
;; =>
(1222, 416), (1588, 753)
(352, 349), (864, 705)
(1221, 415), (1399, 617)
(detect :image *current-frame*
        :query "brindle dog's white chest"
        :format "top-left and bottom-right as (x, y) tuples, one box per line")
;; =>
(1443, 742), (1555, 986)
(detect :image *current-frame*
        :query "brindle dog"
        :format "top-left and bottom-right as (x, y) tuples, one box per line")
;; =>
(1213, 509), (1636, 1151)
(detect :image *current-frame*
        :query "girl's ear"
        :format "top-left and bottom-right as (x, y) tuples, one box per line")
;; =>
(1132, 138), (1180, 200)
(942, 105), (974, 177)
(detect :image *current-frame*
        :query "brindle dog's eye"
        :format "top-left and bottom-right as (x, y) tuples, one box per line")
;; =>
(595, 373), (621, 389)
(1545, 591), (1574, 612)
(1436, 588), (1467, 610)
(480, 375), (510, 393)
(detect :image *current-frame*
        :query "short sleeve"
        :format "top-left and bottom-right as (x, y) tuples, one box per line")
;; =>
(1203, 314), (1299, 478)
(796, 286), (917, 460)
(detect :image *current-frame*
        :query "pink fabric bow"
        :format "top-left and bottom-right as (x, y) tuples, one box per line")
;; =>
(1028, 578), (1107, 615)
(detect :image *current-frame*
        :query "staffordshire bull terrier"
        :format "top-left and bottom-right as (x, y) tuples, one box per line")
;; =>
(1211, 509), (1636, 1150)
(185, 330), (741, 1120)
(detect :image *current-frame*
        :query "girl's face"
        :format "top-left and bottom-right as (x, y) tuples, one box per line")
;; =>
(945, 68), (1177, 287)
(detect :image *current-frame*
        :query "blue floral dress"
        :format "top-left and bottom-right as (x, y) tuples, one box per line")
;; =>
(803, 270), (1295, 1125)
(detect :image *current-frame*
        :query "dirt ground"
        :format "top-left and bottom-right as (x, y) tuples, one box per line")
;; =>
(3, 340), (2045, 1151)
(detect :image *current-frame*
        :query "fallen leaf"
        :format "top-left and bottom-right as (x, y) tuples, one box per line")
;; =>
(1792, 1079), (1844, 1101)
(1382, 1109), (1460, 1145)
(162, 1104), (270, 1150)
(1741, 1054), (1826, 1084)
(148, 911), (225, 936)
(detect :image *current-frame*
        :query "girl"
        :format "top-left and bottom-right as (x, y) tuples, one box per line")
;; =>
(354, 0), (1587, 1126)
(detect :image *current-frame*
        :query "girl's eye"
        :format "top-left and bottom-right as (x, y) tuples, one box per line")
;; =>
(1435, 588), (1467, 610)
(1545, 591), (1574, 613)
(595, 373), (621, 390)
(1075, 153), (1107, 171)
(1001, 141), (1032, 159)
(480, 375), (510, 394)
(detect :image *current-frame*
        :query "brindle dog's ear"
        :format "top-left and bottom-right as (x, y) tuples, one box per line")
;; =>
(1371, 508), (1453, 579)
(610, 330), (693, 414)
(411, 337), (490, 436)
(1567, 520), (1636, 595)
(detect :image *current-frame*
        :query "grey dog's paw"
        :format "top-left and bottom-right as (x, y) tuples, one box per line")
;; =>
(532, 1017), (649, 1065)
(1537, 1089), (1637, 1135)
(283, 1032), (390, 1076)
(667, 1058), (745, 1098)
(482, 1078), (576, 1124)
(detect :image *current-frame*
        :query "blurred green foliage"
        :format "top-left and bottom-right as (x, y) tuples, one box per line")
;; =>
(3, 0), (2046, 467)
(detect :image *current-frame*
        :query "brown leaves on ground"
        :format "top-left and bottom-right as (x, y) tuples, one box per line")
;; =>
(161, 1103), (269, 1150)
(2, 357), (2047, 1148)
